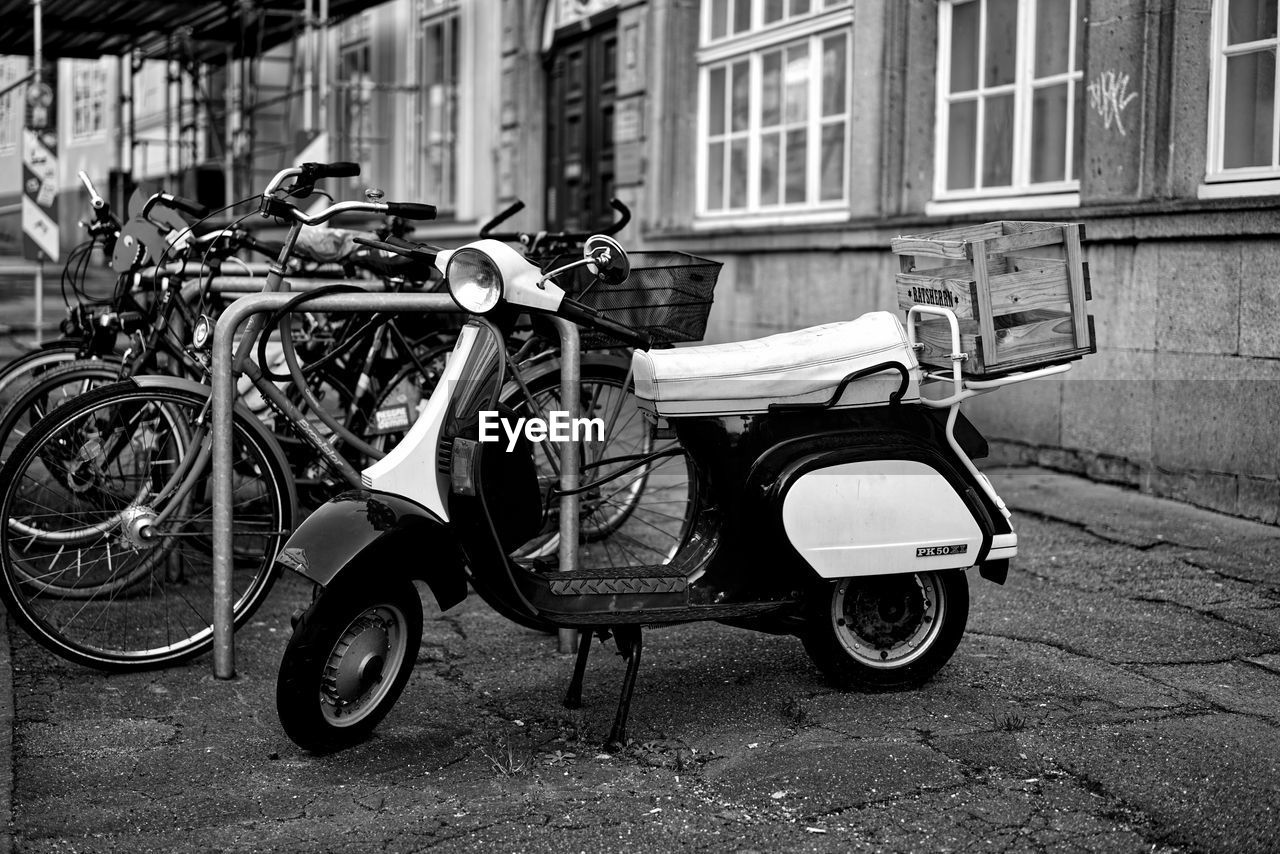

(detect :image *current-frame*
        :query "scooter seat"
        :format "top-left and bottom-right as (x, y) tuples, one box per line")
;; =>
(631, 311), (921, 417)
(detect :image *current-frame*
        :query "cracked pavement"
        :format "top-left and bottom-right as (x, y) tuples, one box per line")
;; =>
(4, 468), (1279, 852)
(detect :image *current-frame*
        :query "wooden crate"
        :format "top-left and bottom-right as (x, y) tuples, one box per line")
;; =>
(891, 221), (1095, 376)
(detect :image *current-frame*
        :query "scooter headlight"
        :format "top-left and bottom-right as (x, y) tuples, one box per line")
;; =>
(447, 249), (504, 314)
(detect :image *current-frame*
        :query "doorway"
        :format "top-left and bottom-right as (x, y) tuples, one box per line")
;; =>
(545, 22), (617, 231)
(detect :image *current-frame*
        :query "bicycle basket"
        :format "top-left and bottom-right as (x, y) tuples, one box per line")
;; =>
(553, 251), (722, 349)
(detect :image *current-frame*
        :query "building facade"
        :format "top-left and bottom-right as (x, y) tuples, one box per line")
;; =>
(0, 0), (1277, 523)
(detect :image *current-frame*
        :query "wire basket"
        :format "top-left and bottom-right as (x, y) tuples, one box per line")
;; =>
(552, 251), (722, 349)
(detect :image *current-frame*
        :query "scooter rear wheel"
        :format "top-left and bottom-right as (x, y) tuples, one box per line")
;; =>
(801, 570), (968, 690)
(277, 577), (423, 754)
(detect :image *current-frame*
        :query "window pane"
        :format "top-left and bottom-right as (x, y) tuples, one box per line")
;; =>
(730, 138), (749, 207)
(792, 0), (811, 15)
(947, 100), (978, 190)
(982, 93), (1015, 186)
(785, 43), (810, 124)
(765, 0), (785, 24)
(733, 0), (751, 33)
(1224, 49), (1277, 168)
(1031, 83), (1068, 182)
(709, 66), (726, 135)
(711, 0), (728, 39)
(707, 141), (725, 209)
(762, 51), (783, 126)
(1228, 0), (1278, 45)
(761, 131), (781, 205)
(950, 0), (980, 92)
(1035, 0), (1071, 77)
(731, 60), (750, 132)
(786, 128), (807, 202)
(822, 34), (847, 117)
(985, 0), (1018, 86)
(820, 122), (845, 200)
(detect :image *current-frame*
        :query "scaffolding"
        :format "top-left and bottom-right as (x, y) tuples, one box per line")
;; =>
(0, 0), (381, 209)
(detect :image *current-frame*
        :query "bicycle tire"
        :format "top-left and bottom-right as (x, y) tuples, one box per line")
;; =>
(0, 379), (295, 670)
(0, 341), (86, 406)
(0, 359), (125, 467)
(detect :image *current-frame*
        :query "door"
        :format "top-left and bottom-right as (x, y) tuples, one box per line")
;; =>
(545, 23), (617, 231)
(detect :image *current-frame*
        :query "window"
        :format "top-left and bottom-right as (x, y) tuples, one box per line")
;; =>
(336, 38), (375, 170)
(934, 0), (1085, 206)
(418, 1), (459, 214)
(696, 0), (853, 220)
(0, 56), (25, 155)
(71, 59), (109, 140)
(1204, 0), (1280, 194)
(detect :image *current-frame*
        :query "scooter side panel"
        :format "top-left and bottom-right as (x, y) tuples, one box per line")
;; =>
(781, 458), (984, 577)
(274, 490), (467, 609)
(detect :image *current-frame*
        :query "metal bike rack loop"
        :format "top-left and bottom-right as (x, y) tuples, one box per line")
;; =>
(210, 295), (586, 677)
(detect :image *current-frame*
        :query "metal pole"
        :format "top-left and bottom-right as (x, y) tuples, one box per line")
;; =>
(318, 0), (329, 131)
(552, 318), (581, 655)
(211, 292), (456, 678)
(165, 47), (173, 183)
(224, 47), (234, 207)
(33, 254), (43, 345)
(32, 0), (42, 91)
(303, 0), (314, 134)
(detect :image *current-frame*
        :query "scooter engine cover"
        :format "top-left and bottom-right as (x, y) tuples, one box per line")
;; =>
(782, 458), (983, 577)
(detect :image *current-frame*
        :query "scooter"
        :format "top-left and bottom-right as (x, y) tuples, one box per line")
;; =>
(273, 232), (1075, 754)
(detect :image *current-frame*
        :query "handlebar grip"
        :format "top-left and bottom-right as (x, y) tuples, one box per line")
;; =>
(142, 192), (209, 221)
(305, 161), (361, 179)
(384, 202), (437, 221)
(78, 171), (105, 210)
(604, 199), (631, 235)
(480, 200), (526, 237)
(559, 298), (652, 350)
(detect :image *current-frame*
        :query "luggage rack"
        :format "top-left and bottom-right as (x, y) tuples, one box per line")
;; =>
(906, 304), (1073, 521)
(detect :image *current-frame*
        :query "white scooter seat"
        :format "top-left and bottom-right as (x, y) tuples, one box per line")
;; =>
(631, 311), (922, 417)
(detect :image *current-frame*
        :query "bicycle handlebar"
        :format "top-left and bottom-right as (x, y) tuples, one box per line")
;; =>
(141, 192), (209, 224)
(78, 171), (105, 211)
(477, 198), (631, 250)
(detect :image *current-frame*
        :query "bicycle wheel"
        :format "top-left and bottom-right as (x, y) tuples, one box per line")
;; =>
(364, 342), (454, 453)
(0, 379), (295, 670)
(508, 361), (698, 570)
(0, 341), (85, 410)
(0, 360), (124, 466)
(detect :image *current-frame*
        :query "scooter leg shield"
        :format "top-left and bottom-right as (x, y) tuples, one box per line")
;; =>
(275, 490), (467, 611)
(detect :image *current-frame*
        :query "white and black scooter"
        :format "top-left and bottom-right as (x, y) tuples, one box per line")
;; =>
(273, 233), (1076, 753)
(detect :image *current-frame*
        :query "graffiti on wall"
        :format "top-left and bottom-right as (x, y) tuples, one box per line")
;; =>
(1088, 71), (1139, 136)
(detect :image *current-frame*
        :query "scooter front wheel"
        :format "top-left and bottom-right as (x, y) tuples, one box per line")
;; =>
(801, 570), (968, 690)
(277, 577), (423, 753)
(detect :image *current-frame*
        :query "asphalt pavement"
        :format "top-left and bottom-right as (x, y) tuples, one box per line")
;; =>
(0, 468), (1277, 853)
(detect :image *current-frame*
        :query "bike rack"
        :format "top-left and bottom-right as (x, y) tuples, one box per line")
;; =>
(210, 295), (586, 677)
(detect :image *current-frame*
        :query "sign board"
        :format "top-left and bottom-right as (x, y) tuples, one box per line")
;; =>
(22, 125), (59, 262)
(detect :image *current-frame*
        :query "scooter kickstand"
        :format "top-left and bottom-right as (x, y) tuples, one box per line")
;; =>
(563, 629), (595, 710)
(605, 626), (643, 752)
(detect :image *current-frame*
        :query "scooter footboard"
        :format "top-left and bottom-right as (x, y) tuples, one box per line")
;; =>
(275, 490), (467, 610)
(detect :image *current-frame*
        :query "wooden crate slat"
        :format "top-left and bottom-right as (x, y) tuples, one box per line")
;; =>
(896, 255), (1069, 320)
(976, 224), (1066, 257)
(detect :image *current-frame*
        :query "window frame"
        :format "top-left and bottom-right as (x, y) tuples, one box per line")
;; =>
(1201, 0), (1280, 196)
(694, 0), (854, 225)
(931, 0), (1083, 211)
(70, 59), (109, 142)
(416, 1), (461, 216)
(0, 57), (25, 156)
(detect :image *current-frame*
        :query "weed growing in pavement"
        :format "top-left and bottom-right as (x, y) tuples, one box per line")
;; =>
(991, 711), (1028, 732)
(480, 735), (529, 777)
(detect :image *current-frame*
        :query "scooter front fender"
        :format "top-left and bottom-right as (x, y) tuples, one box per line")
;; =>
(275, 490), (467, 611)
